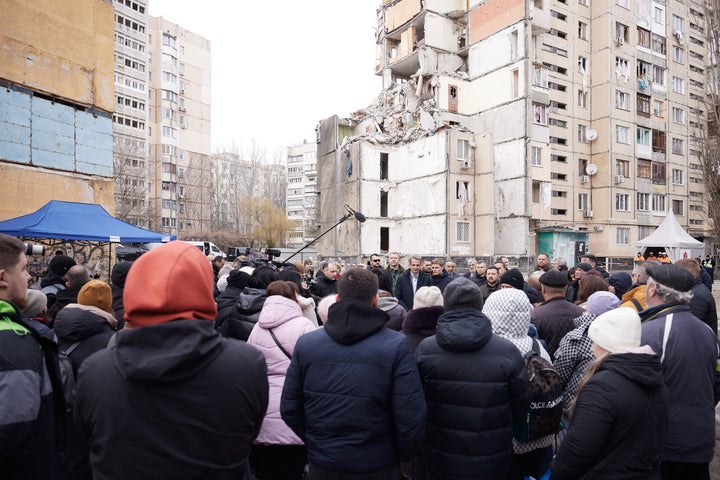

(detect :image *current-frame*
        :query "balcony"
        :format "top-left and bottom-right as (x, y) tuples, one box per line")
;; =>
(530, 2), (550, 35)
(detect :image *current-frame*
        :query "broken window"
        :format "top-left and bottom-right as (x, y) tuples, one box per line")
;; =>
(380, 227), (389, 252)
(448, 85), (458, 113)
(380, 191), (388, 218)
(380, 152), (388, 180)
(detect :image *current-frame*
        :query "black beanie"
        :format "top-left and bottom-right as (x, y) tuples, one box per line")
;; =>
(111, 261), (133, 288)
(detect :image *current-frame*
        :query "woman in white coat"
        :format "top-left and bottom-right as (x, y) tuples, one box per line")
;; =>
(248, 280), (318, 479)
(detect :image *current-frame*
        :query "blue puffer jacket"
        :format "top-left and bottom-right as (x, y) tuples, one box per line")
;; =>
(280, 299), (426, 473)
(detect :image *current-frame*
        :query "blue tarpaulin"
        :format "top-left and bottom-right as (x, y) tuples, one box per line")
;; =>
(0, 200), (175, 243)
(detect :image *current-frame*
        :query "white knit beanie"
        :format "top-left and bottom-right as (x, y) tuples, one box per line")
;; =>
(413, 286), (443, 309)
(588, 307), (641, 353)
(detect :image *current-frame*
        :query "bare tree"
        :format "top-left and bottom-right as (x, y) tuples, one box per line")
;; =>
(696, 1), (720, 245)
(113, 138), (150, 228)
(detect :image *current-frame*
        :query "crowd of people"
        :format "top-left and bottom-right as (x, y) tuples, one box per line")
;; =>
(1, 233), (719, 480)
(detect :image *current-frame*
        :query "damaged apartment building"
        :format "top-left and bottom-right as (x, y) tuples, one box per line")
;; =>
(315, 0), (713, 265)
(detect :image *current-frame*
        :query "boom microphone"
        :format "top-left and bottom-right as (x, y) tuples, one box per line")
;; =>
(345, 205), (367, 223)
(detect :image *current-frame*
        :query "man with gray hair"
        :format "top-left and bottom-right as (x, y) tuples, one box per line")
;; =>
(640, 264), (720, 480)
(48, 264), (91, 320)
(621, 260), (660, 312)
(552, 257), (568, 271)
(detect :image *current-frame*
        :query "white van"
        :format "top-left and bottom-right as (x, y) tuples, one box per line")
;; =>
(182, 241), (225, 259)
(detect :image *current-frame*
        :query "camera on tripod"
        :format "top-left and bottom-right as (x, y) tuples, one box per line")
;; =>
(24, 243), (45, 256)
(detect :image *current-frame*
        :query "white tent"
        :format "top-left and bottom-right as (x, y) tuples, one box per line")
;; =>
(635, 210), (704, 262)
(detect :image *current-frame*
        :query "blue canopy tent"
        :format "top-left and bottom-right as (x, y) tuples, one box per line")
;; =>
(0, 200), (175, 243)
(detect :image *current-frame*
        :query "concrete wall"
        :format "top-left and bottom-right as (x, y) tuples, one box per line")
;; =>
(469, 0), (524, 45)
(0, 0), (115, 221)
(0, 0), (115, 111)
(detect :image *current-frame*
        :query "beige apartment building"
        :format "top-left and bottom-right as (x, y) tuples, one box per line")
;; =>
(112, 0), (150, 227)
(316, 0), (713, 265)
(147, 16), (212, 235)
(286, 142), (319, 249)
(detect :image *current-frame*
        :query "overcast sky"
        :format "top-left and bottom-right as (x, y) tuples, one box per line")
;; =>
(148, 1), (382, 158)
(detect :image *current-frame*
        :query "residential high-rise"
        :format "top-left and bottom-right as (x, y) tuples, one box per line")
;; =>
(147, 16), (212, 235)
(316, 0), (713, 265)
(0, 0), (115, 220)
(286, 142), (319, 249)
(112, 0), (150, 227)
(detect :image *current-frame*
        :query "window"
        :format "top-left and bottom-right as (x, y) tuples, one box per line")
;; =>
(551, 209), (568, 215)
(672, 46), (684, 63)
(380, 227), (389, 251)
(652, 66), (665, 86)
(578, 158), (588, 176)
(637, 192), (650, 210)
(577, 90), (588, 108)
(533, 65), (549, 88)
(616, 57), (630, 80)
(532, 181), (541, 203)
(651, 194), (666, 213)
(579, 0), (588, 5)
(457, 139), (474, 161)
(578, 21), (588, 40)
(578, 56), (588, 74)
(672, 107), (685, 124)
(616, 23), (629, 43)
(616, 194), (630, 211)
(380, 191), (388, 217)
(616, 91), (630, 110)
(637, 159), (651, 178)
(653, 100), (664, 117)
(637, 93), (650, 116)
(654, 6), (664, 24)
(617, 0), (629, 8)
(549, 118), (567, 127)
(672, 15), (683, 34)
(672, 138), (684, 155)
(672, 77), (685, 94)
(637, 27), (651, 48)
(617, 227), (630, 245)
(532, 147), (542, 167)
(636, 127), (651, 146)
(532, 103), (548, 124)
(578, 193), (589, 211)
(456, 222), (470, 242)
(551, 154), (568, 163)
(578, 125), (589, 143)
(448, 85), (458, 112)
(652, 162), (666, 184)
(380, 152), (388, 180)
(672, 168), (684, 185)
(616, 125), (630, 144)
(616, 159), (630, 177)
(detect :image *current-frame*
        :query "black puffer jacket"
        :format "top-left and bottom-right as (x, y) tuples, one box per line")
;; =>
(415, 309), (530, 480)
(54, 304), (117, 480)
(221, 287), (267, 341)
(309, 271), (337, 299)
(214, 285), (244, 332)
(552, 350), (668, 479)
(688, 278), (718, 335)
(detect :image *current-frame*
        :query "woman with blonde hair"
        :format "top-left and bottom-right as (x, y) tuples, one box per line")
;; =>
(551, 308), (668, 479)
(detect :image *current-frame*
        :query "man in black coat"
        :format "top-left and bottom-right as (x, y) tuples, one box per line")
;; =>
(310, 261), (339, 299)
(48, 264), (90, 321)
(395, 256), (431, 311)
(677, 259), (718, 335)
(74, 241), (269, 479)
(415, 277), (530, 479)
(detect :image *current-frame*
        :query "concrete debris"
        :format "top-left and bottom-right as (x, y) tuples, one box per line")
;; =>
(347, 75), (472, 147)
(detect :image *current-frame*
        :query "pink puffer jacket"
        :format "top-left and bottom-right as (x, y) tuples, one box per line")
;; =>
(247, 295), (317, 445)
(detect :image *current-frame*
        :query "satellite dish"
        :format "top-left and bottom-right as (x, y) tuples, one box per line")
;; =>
(586, 164), (598, 176)
(585, 129), (598, 141)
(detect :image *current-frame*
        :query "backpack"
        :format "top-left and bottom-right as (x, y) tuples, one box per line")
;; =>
(58, 342), (81, 413)
(513, 339), (563, 442)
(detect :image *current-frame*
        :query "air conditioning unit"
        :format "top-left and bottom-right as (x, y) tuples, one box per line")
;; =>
(460, 160), (471, 169)
(179, 89), (185, 94)
(616, 36), (625, 45)
(614, 174), (625, 183)
(584, 210), (594, 218)
(187, 220), (193, 225)
(581, 175), (590, 183)
(178, 106), (186, 112)
(178, 193), (184, 199)
(180, 124), (187, 129)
